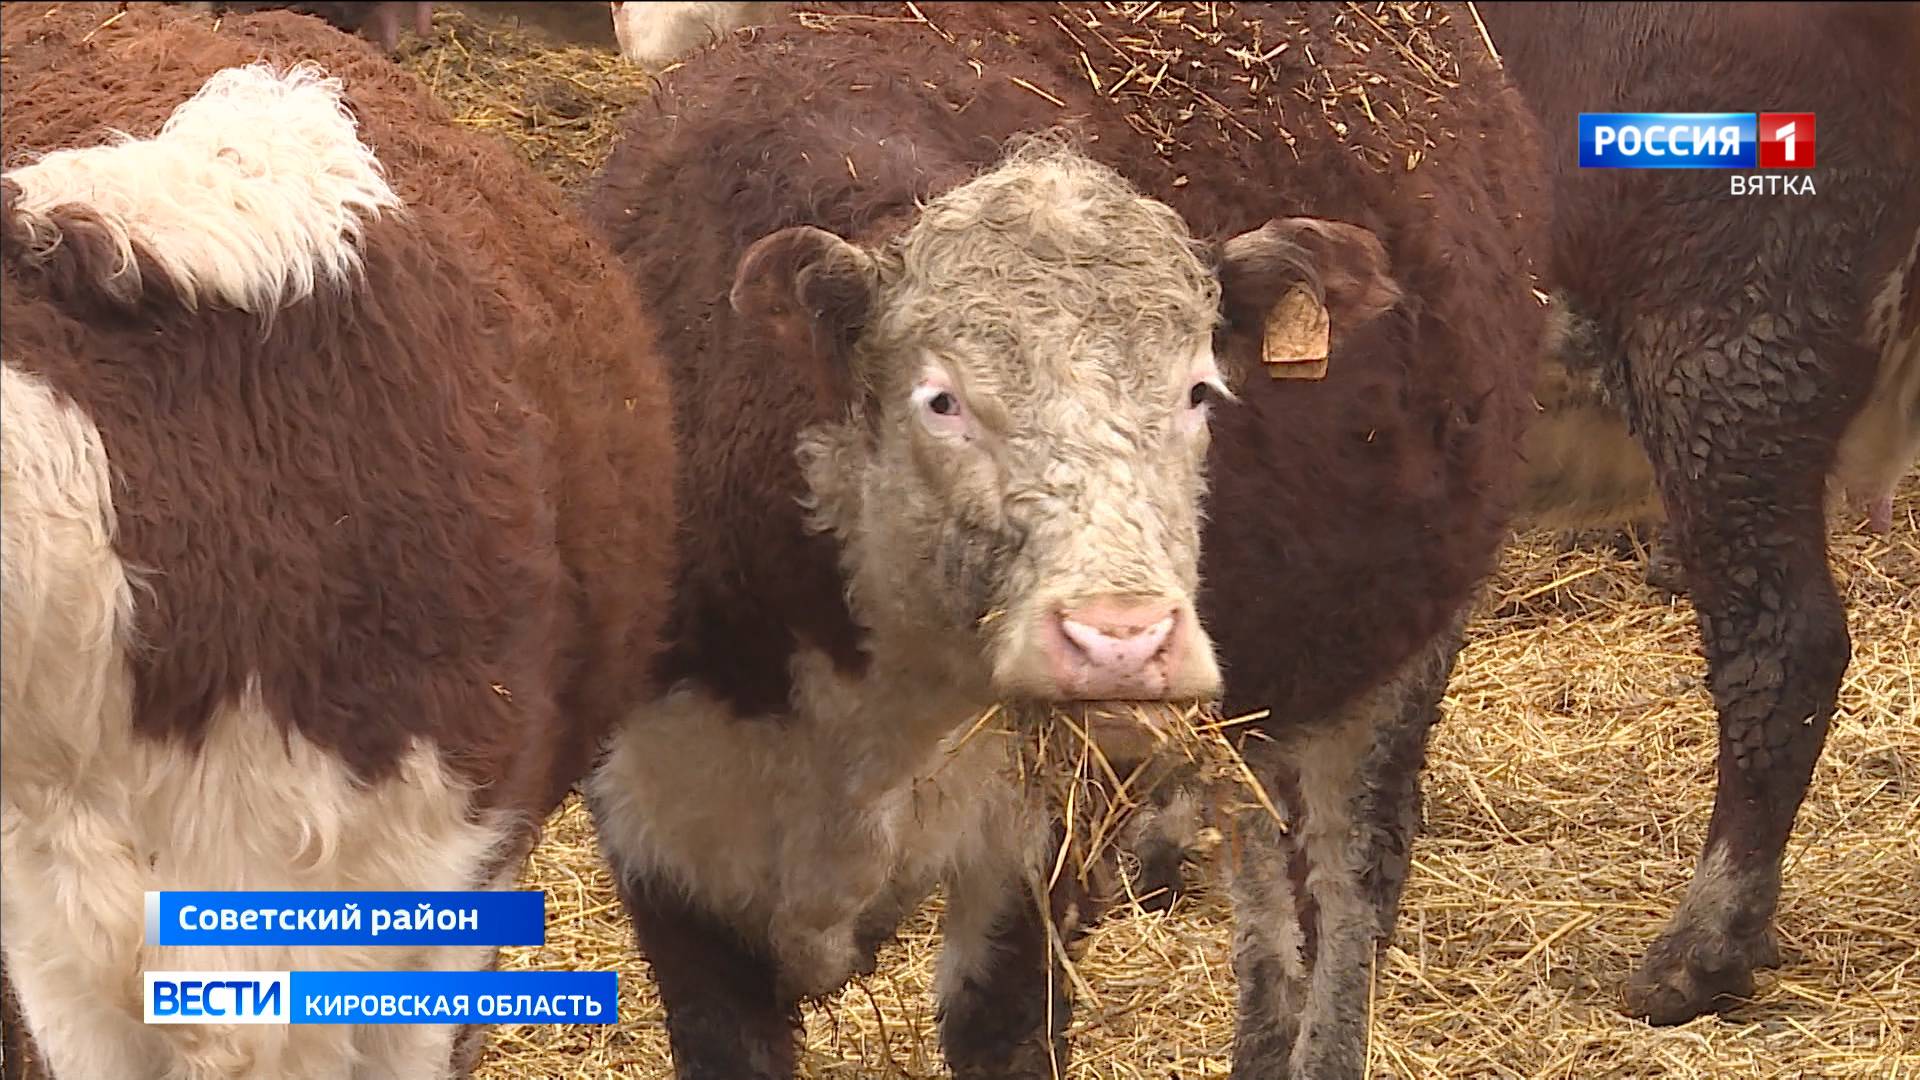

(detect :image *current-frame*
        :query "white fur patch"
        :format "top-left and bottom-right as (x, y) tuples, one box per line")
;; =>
(4, 63), (401, 313)
(611, 1), (770, 66)
(0, 364), (511, 1080)
(589, 646), (1042, 999)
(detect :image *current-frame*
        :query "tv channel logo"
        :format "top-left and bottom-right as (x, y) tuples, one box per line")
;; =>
(1757, 112), (1815, 168)
(146, 972), (290, 1024)
(1579, 113), (1815, 169)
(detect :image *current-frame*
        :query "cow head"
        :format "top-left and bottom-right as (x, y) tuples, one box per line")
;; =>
(731, 143), (1401, 705)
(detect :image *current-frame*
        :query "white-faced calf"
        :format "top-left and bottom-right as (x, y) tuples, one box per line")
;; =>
(582, 3), (1549, 1078)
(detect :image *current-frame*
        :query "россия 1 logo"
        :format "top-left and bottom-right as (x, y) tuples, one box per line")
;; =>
(1757, 112), (1815, 168)
(1578, 112), (1816, 194)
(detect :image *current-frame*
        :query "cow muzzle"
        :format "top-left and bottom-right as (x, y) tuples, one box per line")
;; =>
(1016, 594), (1220, 701)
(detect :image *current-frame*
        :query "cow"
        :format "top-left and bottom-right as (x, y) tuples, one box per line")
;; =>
(0, 4), (675, 1078)
(1480, 0), (1920, 1026)
(580, 3), (1547, 1077)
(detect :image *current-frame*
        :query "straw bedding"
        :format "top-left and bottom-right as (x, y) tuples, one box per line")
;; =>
(399, 6), (644, 190)
(346, 6), (1920, 1077)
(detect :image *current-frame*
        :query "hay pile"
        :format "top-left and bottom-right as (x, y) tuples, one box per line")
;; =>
(398, 8), (646, 189)
(390, 9), (1917, 1079)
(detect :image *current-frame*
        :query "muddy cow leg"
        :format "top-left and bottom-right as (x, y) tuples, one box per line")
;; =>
(1354, 621), (1466, 945)
(1620, 309), (1861, 1025)
(936, 830), (1092, 1080)
(1229, 625), (1464, 1080)
(614, 871), (799, 1080)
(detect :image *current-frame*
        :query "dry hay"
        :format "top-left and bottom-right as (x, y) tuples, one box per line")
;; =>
(397, 8), (646, 189)
(986, 697), (1273, 916)
(397, 11), (1918, 1080)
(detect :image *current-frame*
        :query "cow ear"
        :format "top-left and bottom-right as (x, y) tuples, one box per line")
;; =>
(731, 226), (878, 408)
(1217, 217), (1403, 380)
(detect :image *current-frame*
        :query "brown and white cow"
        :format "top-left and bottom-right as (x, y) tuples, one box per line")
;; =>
(1482, 0), (1920, 1026)
(0, 5), (674, 1078)
(582, 3), (1547, 1077)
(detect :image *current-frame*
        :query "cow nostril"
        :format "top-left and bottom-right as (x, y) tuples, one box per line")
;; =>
(1058, 609), (1178, 663)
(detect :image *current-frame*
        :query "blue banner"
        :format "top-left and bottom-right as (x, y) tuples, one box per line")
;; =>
(145, 970), (618, 1025)
(1579, 112), (1757, 169)
(290, 970), (617, 1024)
(146, 891), (545, 947)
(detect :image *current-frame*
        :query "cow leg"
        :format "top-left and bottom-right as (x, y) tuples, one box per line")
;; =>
(1355, 624), (1465, 945)
(1621, 479), (1847, 1023)
(1229, 625), (1463, 1080)
(614, 871), (798, 1080)
(936, 829), (1090, 1080)
(1620, 317), (1858, 1025)
(1864, 491), (1895, 535)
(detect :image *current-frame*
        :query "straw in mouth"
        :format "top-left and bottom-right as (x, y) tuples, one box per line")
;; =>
(974, 699), (1280, 905)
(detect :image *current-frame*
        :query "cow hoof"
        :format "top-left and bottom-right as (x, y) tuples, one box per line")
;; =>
(1623, 925), (1780, 1025)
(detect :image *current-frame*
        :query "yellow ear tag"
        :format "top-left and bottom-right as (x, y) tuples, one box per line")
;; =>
(1262, 285), (1331, 380)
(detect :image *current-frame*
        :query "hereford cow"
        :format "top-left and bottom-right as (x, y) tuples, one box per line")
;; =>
(0, 5), (674, 1078)
(1481, 1), (1920, 1025)
(582, 3), (1546, 1077)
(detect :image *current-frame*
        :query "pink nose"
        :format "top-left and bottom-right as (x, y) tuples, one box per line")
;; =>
(1042, 597), (1183, 699)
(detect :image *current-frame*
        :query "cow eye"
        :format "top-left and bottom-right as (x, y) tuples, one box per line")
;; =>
(1188, 382), (1211, 409)
(928, 391), (961, 416)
